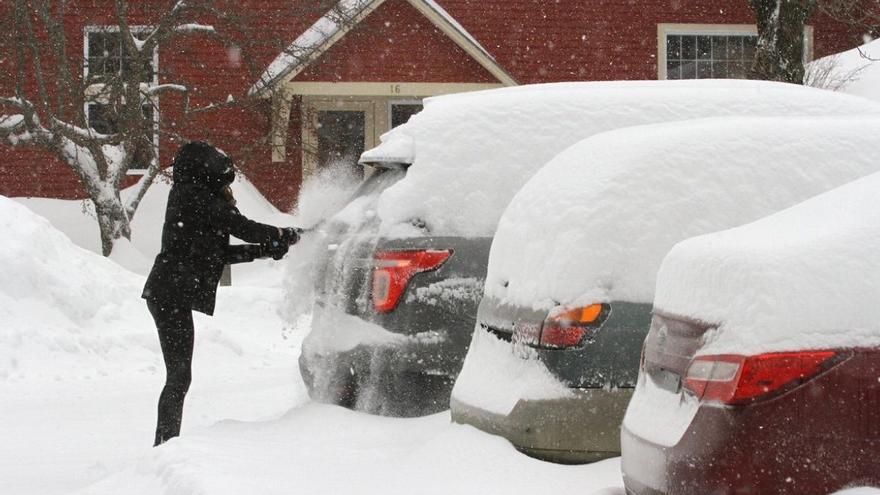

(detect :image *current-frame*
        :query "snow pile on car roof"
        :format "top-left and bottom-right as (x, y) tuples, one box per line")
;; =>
(367, 79), (880, 237)
(654, 170), (880, 355)
(485, 116), (880, 311)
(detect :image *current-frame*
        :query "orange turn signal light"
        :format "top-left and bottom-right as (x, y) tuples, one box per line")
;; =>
(549, 304), (604, 324)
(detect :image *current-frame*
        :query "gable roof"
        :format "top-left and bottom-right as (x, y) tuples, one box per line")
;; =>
(249, 0), (517, 96)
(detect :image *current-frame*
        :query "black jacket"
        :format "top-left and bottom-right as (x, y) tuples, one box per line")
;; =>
(142, 142), (282, 315)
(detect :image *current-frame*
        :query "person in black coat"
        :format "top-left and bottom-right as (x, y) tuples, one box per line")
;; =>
(142, 141), (298, 446)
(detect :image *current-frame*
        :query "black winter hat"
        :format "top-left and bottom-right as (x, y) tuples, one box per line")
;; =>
(171, 141), (235, 189)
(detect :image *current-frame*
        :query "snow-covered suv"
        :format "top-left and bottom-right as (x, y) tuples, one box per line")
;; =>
(298, 80), (880, 417)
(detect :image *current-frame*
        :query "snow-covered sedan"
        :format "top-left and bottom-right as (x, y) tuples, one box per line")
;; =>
(299, 80), (880, 417)
(450, 114), (880, 462)
(621, 170), (880, 495)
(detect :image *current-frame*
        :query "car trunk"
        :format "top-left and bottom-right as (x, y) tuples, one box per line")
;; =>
(641, 312), (711, 394)
(313, 167), (492, 344)
(477, 296), (651, 389)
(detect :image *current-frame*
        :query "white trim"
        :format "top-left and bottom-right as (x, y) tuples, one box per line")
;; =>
(282, 81), (502, 97)
(405, 0), (517, 85)
(250, 0), (516, 97)
(83, 25), (159, 175)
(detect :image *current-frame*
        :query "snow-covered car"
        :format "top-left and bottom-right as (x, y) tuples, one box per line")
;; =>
(299, 80), (880, 417)
(621, 170), (880, 495)
(450, 115), (880, 463)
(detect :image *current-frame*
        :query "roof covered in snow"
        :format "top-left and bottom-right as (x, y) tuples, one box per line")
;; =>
(485, 115), (880, 312)
(250, 0), (515, 95)
(655, 168), (880, 355)
(369, 79), (880, 238)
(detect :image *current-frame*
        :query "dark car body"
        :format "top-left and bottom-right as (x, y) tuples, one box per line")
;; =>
(299, 166), (492, 416)
(621, 312), (880, 495)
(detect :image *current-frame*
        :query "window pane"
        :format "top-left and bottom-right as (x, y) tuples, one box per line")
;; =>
(316, 111), (366, 178)
(728, 36), (744, 60)
(87, 32), (107, 60)
(712, 36), (727, 60)
(667, 35), (681, 60)
(743, 36), (756, 60)
(712, 61), (728, 78)
(696, 61), (712, 78)
(666, 61), (682, 79)
(104, 33), (121, 60)
(87, 103), (118, 134)
(391, 103), (423, 128)
(697, 36), (712, 60)
(681, 35), (696, 60)
(728, 60), (747, 78)
(680, 60), (696, 79)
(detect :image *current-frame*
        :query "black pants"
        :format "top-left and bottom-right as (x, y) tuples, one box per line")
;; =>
(147, 299), (194, 446)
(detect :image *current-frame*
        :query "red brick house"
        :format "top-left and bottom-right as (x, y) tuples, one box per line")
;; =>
(0, 0), (864, 211)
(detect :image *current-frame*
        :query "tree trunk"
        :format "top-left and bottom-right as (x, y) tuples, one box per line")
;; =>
(749, 0), (817, 83)
(93, 194), (132, 257)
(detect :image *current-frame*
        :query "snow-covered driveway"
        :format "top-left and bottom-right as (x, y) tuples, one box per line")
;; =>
(76, 405), (622, 495)
(2, 291), (623, 495)
(0, 195), (623, 494)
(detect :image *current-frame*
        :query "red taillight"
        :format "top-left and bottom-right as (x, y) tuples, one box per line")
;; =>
(371, 249), (452, 313)
(684, 350), (839, 405)
(538, 303), (610, 349)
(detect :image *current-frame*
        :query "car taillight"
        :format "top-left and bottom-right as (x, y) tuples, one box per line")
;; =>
(539, 303), (610, 349)
(683, 350), (839, 405)
(371, 249), (452, 313)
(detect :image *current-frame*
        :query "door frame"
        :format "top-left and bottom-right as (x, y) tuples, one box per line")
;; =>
(302, 97), (378, 179)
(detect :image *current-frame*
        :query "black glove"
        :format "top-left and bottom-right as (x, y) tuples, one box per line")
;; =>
(264, 238), (290, 260)
(280, 227), (301, 246)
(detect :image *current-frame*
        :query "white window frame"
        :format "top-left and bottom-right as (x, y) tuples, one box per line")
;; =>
(657, 23), (814, 80)
(83, 25), (160, 175)
(388, 99), (423, 129)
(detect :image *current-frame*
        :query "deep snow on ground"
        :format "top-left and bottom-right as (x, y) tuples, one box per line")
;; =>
(1, 187), (627, 494)
(810, 38), (880, 102)
(77, 406), (624, 495)
(0, 194), (305, 494)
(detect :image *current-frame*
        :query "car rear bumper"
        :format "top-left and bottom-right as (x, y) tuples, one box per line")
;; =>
(299, 335), (460, 416)
(450, 387), (633, 464)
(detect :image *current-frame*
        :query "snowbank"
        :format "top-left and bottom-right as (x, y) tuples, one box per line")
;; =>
(654, 170), (880, 355)
(0, 194), (296, 382)
(369, 79), (880, 238)
(74, 404), (624, 495)
(486, 116), (880, 311)
(0, 195), (151, 380)
(808, 38), (880, 102)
